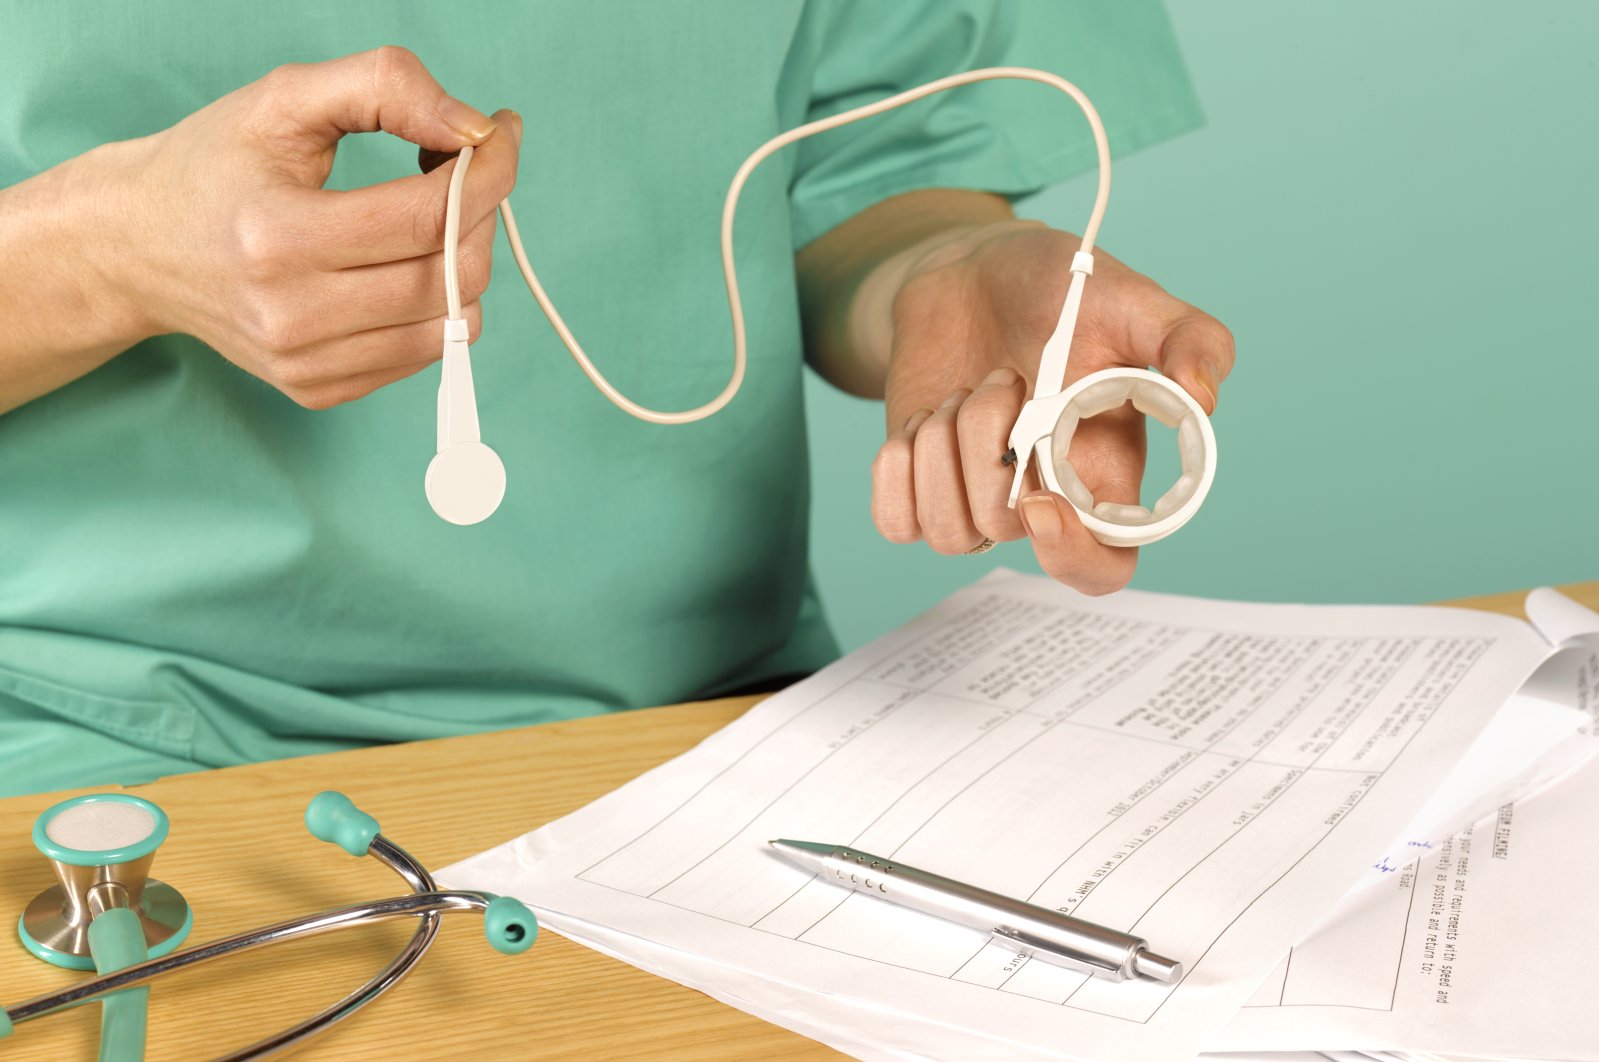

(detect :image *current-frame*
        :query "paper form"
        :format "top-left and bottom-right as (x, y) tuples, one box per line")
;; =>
(444, 570), (1552, 1062)
(1215, 592), (1599, 1061)
(1217, 756), (1599, 1060)
(549, 915), (1343, 1061)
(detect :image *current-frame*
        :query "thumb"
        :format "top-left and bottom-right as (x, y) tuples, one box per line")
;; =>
(265, 46), (498, 155)
(1017, 490), (1138, 596)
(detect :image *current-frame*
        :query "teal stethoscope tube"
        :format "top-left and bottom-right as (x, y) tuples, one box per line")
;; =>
(88, 908), (149, 1062)
(2, 791), (537, 1060)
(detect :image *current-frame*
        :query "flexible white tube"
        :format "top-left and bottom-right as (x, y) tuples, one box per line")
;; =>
(441, 66), (1111, 424)
(442, 140), (472, 322)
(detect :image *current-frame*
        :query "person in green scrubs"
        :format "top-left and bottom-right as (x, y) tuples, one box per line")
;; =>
(0, 2), (1232, 796)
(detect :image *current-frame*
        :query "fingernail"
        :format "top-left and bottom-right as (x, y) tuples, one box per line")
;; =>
(509, 111), (523, 148)
(439, 95), (498, 140)
(1018, 494), (1064, 544)
(1194, 365), (1220, 413)
(979, 366), (1019, 388)
(939, 388), (970, 410)
(904, 407), (935, 431)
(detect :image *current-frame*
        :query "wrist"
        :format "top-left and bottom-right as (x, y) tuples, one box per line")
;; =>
(56, 137), (164, 348)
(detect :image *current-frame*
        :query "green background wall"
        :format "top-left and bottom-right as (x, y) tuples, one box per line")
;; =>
(804, 2), (1597, 651)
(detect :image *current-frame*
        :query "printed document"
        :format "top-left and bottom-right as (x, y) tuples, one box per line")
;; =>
(1215, 600), (1599, 1060)
(445, 570), (1556, 1062)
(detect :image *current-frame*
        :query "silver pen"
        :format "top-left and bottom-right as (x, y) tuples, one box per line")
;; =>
(768, 840), (1182, 983)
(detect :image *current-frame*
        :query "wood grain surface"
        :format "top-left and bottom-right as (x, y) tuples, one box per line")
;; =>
(0, 581), (1592, 1060)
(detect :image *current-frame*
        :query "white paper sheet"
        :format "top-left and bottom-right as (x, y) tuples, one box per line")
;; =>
(1216, 591), (1599, 1061)
(1354, 693), (1590, 891)
(1216, 754), (1599, 1059)
(445, 570), (1552, 1062)
(553, 914), (1341, 1062)
(1524, 586), (1599, 650)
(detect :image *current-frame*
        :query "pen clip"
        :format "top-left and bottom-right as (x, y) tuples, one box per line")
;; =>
(989, 926), (1128, 982)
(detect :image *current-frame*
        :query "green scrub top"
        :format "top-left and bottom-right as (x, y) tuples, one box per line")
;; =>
(0, 1), (1200, 797)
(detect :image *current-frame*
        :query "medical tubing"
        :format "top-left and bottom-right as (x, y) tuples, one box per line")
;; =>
(443, 141), (472, 322)
(88, 908), (149, 1062)
(6, 807), (532, 1053)
(214, 832), (442, 1061)
(453, 66), (1111, 424)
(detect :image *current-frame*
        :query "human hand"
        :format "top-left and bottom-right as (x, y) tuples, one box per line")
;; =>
(871, 221), (1234, 593)
(103, 46), (518, 408)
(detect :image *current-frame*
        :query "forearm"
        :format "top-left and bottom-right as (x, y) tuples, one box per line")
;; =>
(795, 188), (1015, 399)
(0, 141), (153, 414)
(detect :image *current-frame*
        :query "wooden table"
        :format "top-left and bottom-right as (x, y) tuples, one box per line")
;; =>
(1, 582), (1593, 1060)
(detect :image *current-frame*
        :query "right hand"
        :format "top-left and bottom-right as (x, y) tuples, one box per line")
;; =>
(105, 46), (519, 409)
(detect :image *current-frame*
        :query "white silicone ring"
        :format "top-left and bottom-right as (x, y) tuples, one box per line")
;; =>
(1036, 367), (1216, 548)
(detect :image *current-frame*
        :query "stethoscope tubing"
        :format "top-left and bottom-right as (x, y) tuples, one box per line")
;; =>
(215, 833), (443, 1061)
(5, 835), (471, 1060)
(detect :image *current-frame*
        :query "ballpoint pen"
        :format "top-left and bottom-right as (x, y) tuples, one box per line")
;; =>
(768, 839), (1183, 983)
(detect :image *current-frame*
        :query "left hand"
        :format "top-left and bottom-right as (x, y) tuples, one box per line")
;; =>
(870, 220), (1234, 594)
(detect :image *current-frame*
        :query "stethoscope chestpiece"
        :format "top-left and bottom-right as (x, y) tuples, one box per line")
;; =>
(19, 793), (193, 970)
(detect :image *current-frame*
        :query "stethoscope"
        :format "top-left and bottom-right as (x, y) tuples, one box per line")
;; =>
(423, 66), (1218, 547)
(3, 791), (535, 1060)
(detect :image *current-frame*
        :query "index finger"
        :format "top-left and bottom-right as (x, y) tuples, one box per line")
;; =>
(296, 107), (521, 269)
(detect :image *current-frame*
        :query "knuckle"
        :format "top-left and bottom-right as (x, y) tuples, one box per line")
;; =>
(257, 312), (301, 355)
(265, 349), (317, 389)
(890, 270), (946, 323)
(954, 391), (1012, 442)
(873, 506), (920, 545)
(972, 501), (1021, 541)
(370, 45), (423, 83)
(231, 207), (286, 281)
(871, 436), (912, 480)
(256, 63), (302, 98)
(1029, 228), (1080, 260)
(917, 505), (972, 555)
(245, 303), (311, 356)
(1184, 313), (1236, 360)
(410, 184), (449, 253)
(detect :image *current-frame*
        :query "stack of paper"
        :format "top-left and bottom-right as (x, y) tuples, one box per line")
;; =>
(444, 572), (1598, 1061)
